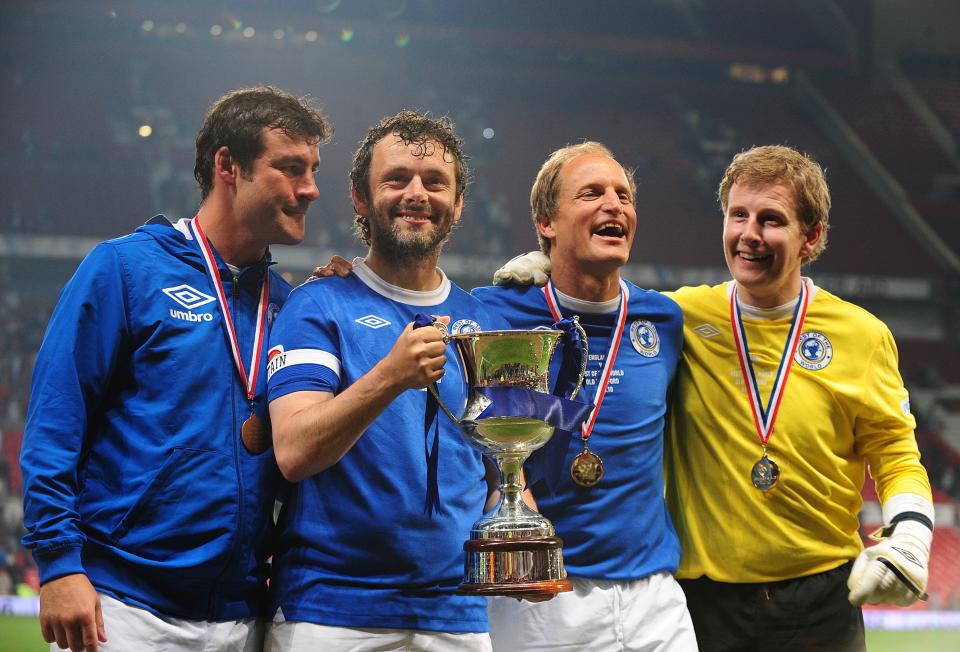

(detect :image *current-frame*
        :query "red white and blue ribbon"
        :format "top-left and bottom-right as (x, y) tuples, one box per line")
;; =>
(190, 217), (269, 404)
(544, 279), (629, 442)
(729, 279), (810, 446)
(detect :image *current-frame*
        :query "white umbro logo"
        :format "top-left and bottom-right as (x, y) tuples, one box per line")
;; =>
(694, 323), (721, 339)
(356, 314), (391, 329)
(162, 285), (216, 310)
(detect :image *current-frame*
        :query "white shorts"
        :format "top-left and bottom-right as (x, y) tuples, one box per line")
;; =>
(488, 573), (697, 651)
(265, 617), (492, 652)
(51, 593), (263, 652)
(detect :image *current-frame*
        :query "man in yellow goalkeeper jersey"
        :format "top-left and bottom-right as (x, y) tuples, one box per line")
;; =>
(664, 145), (933, 652)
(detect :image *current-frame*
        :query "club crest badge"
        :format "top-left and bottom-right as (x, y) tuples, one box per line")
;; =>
(794, 331), (833, 370)
(629, 320), (660, 357)
(451, 319), (481, 335)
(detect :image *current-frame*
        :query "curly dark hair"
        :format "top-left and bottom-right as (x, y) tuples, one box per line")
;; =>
(194, 86), (331, 200)
(349, 110), (469, 245)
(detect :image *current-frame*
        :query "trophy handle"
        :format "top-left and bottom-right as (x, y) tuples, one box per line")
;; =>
(427, 382), (461, 426)
(417, 318), (462, 426)
(566, 316), (589, 400)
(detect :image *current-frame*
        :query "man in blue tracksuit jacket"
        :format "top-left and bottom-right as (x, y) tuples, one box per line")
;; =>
(20, 86), (330, 652)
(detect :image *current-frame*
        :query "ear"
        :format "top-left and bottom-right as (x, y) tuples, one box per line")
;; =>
(537, 216), (556, 242)
(350, 185), (369, 217)
(451, 194), (464, 226)
(800, 222), (823, 259)
(213, 146), (239, 189)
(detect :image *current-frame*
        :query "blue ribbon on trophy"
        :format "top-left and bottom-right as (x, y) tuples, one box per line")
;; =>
(414, 313), (444, 516)
(522, 318), (592, 496)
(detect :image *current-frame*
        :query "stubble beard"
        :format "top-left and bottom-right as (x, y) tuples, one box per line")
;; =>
(369, 201), (456, 264)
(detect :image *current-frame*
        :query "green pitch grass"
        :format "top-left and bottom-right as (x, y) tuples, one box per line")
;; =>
(2, 616), (960, 650)
(865, 628), (960, 651)
(0, 615), (46, 652)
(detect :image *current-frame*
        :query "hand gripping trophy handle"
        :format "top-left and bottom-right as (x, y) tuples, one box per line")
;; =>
(422, 316), (590, 598)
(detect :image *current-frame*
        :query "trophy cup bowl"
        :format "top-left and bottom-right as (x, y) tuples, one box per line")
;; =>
(428, 324), (588, 598)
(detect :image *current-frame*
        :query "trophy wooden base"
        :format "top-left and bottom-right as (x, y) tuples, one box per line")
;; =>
(458, 578), (573, 597)
(457, 535), (573, 598)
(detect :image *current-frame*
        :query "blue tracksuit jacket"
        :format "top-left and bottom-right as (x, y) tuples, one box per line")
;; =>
(20, 216), (291, 620)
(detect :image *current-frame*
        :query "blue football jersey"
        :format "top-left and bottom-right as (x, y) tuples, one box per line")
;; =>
(267, 260), (510, 632)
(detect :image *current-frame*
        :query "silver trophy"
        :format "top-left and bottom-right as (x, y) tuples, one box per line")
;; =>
(428, 322), (588, 598)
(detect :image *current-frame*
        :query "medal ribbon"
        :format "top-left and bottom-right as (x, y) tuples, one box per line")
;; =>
(544, 279), (628, 442)
(729, 279), (810, 446)
(190, 218), (269, 403)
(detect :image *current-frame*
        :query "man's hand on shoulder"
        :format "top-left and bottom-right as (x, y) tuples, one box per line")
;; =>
(311, 255), (354, 280)
(492, 251), (551, 287)
(40, 573), (106, 652)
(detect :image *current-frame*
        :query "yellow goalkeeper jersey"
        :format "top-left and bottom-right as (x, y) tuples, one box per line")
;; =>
(664, 281), (931, 583)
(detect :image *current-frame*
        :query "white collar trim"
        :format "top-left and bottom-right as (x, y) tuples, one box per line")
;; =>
(554, 286), (621, 314)
(352, 257), (451, 306)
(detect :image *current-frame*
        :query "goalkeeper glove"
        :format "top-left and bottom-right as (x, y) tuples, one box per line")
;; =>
(492, 251), (552, 287)
(847, 517), (932, 607)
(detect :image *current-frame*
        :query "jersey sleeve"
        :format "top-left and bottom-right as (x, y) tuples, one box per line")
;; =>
(855, 324), (932, 504)
(20, 243), (129, 583)
(267, 284), (343, 401)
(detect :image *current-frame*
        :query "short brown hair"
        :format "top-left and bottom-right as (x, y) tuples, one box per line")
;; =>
(194, 86), (331, 201)
(718, 145), (831, 262)
(530, 142), (636, 254)
(350, 110), (469, 246)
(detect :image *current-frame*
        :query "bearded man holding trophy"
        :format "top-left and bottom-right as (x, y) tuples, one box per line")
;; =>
(264, 112), (592, 652)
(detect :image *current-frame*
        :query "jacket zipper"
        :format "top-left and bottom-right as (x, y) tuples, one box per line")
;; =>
(209, 271), (248, 619)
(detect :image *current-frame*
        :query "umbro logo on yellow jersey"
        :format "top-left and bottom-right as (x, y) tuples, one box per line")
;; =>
(693, 323), (721, 339)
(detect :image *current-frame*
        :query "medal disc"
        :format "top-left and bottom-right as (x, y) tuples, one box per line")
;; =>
(570, 448), (604, 487)
(431, 319), (449, 339)
(751, 454), (780, 491)
(241, 414), (271, 455)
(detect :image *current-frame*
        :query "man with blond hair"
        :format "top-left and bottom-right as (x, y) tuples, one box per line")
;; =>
(477, 141), (697, 651)
(665, 145), (932, 651)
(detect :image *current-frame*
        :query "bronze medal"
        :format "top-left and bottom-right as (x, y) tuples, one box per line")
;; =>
(570, 447), (604, 487)
(241, 413), (271, 455)
(751, 454), (780, 491)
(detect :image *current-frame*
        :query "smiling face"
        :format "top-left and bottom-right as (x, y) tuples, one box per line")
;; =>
(352, 134), (462, 262)
(723, 180), (822, 307)
(537, 154), (636, 275)
(233, 127), (321, 246)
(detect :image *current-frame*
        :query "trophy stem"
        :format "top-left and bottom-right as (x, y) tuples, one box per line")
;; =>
(498, 454), (527, 518)
(474, 452), (552, 536)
